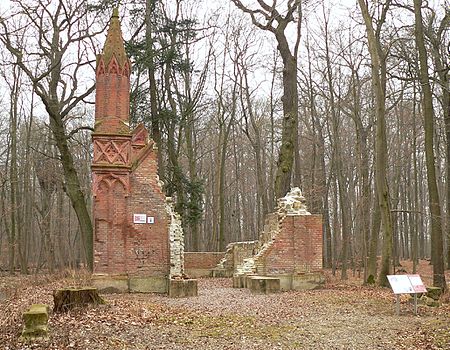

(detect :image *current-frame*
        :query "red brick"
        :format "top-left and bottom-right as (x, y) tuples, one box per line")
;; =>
(92, 17), (169, 278)
(259, 215), (323, 274)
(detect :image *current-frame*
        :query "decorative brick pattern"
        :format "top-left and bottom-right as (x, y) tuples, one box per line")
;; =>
(92, 11), (169, 281)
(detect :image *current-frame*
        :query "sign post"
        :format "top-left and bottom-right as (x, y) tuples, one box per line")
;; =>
(387, 274), (426, 315)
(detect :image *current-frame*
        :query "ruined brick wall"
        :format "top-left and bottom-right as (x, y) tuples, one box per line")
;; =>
(256, 215), (322, 275)
(92, 11), (170, 280)
(93, 144), (170, 277)
(217, 241), (258, 273)
(232, 242), (258, 272)
(126, 146), (169, 277)
(184, 252), (224, 269)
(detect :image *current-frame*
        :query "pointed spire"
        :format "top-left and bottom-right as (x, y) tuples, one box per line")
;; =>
(102, 7), (128, 68)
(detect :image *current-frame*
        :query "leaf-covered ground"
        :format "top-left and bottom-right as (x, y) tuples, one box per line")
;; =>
(1, 264), (449, 350)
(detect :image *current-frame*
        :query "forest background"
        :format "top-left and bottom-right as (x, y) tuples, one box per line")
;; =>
(0, 0), (448, 288)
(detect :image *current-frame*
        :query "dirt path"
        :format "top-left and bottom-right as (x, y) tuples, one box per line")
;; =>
(1, 275), (449, 349)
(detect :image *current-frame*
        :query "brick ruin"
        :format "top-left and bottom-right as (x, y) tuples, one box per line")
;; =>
(91, 10), (194, 296)
(91, 10), (321, 295)
(217, 188), (324, 291)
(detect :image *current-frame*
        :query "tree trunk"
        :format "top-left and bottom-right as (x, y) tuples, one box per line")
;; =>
(357, 0), (393, 287)
(231, 0), (302, 201)
(425, 11), (450, 269)
(367, 188), (381, 283)
(47, 111), (93, 270)
(145, 0), (164, 179)
(413, 0), (447, 289)
(274, 44), (298, 199)
(9, 68), (19, 274)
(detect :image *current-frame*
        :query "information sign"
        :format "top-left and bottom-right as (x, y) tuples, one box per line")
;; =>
(408, 274), (427, 293)
(147, 216), (155, 224)
(133, 213), (147, 224)
(387, 275), (414, 294)
(387, 274), (427, 315)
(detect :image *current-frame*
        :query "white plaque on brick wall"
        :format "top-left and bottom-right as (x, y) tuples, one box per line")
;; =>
(133, 214), (147, 224)
(147, 216), (155, 224)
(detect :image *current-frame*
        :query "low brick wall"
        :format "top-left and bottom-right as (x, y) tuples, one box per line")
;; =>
(256, 215), (323, 275)
(184, 252), (224, 278)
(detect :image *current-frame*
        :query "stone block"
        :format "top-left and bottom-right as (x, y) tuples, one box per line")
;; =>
(20, 304), (49, 341)
(291, 272), (325, 290)
(92, 274), (129, 293)
(184, 268), (212, 278)
(211, 268), (233, 278)
(263, 274), (292, 290)
(168, 279), (198, 298)
(247, 276), (280, 294)
(426, 286), (442, 301)
(421, 295), (440, 307)
(233, 274), (246, 288)
(129, 276), (168, 293)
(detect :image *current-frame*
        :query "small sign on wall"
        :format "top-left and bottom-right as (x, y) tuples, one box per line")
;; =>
(147, 216), (155, 224)
(133, 214), (147, 224)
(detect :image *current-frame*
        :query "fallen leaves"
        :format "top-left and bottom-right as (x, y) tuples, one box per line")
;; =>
(0, 272), (448, 349)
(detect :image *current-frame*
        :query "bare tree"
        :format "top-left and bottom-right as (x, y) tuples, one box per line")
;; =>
(0, 0), (103, 270)
(357, 0), (394, 287)
(413, 0), (447, 290)
(231, 0), (302, 199)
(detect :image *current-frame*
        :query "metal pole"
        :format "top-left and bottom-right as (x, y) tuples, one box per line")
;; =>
(396, 295), (400, 316)
(414, 293), (417, 315)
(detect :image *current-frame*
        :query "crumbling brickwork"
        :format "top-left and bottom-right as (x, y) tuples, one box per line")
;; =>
(223, 188), (324, 290)
(92, 10), (169, 282)
(256, 215), (323, 275)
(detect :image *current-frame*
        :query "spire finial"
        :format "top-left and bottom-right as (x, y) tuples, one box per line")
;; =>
(100, 7), (128, 68)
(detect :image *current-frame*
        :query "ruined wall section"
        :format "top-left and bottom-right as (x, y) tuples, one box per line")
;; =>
(221, 188), (323, 287)
(255, 215), (322, 275)
(92, 10), (194, 294)
(126, 142), (169, 277)
(166, 198), (184, 278)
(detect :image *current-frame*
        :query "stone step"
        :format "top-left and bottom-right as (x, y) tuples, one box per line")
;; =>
(211, 268), (233, 278)
(247, 276), (280, 294)
(169, 278), (198, 298)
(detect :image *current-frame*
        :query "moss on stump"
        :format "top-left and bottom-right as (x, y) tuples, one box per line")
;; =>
(53, 287), (105, 312)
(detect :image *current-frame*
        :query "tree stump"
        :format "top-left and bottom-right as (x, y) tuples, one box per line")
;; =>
(53, 287), (105, 312)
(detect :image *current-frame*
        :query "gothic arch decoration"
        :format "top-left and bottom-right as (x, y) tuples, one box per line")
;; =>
(93, 172), (130, 197)
(96, 59), (106, 76)
(107, 55), (120, 75)
(122, 61), (130, 78)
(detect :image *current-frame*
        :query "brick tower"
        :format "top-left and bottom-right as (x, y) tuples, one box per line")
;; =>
(92, 9), (170, 293)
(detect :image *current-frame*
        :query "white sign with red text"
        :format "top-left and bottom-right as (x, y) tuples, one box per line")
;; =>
(133, 214), (147, 224)
(387, 274), (426, 294)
